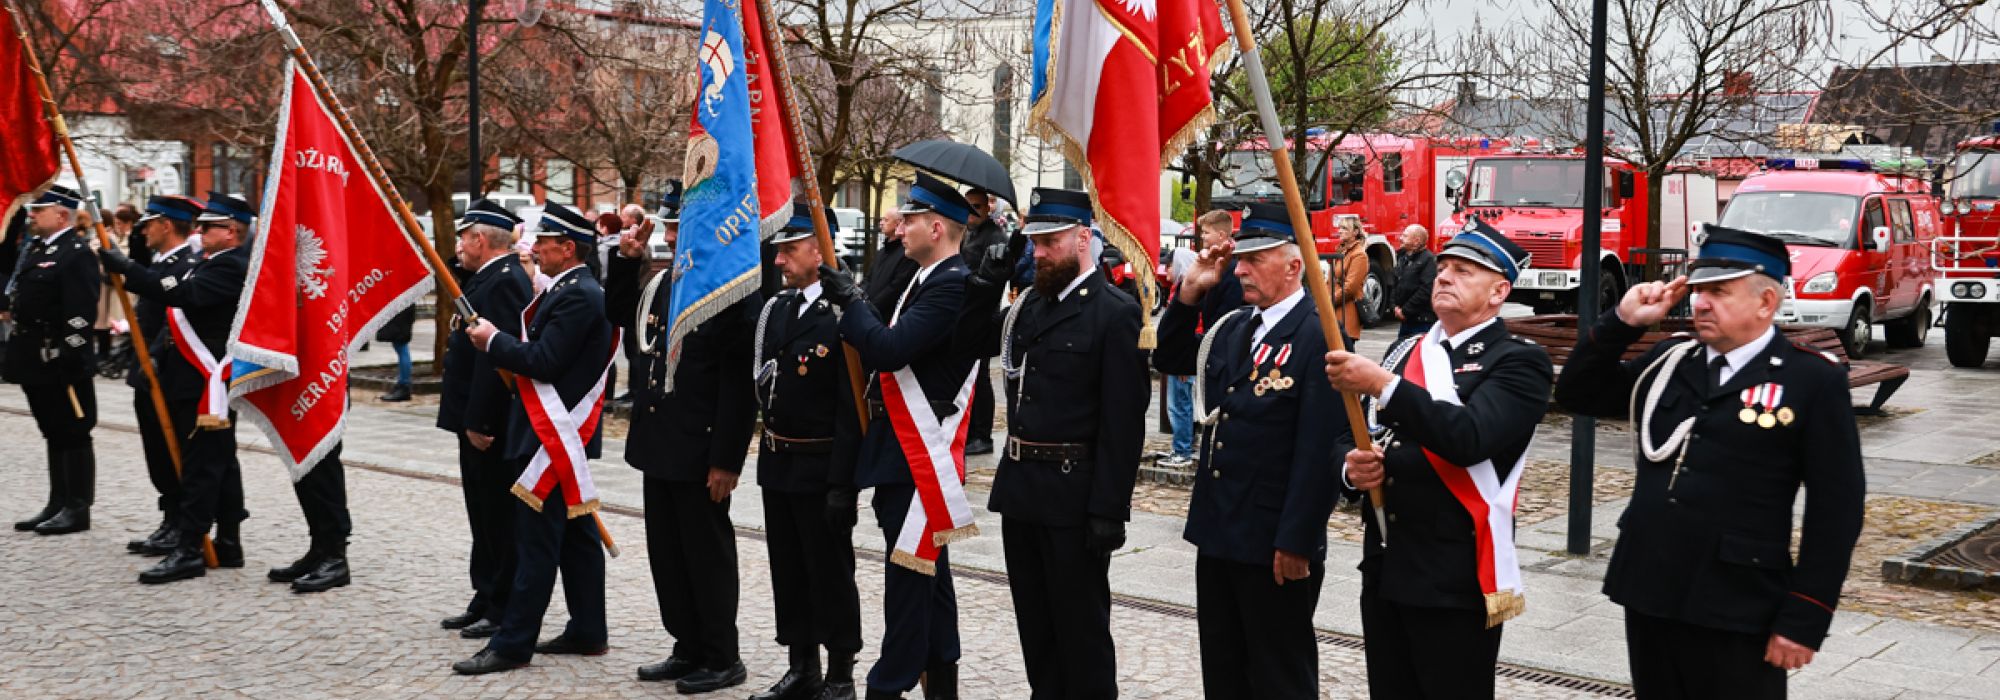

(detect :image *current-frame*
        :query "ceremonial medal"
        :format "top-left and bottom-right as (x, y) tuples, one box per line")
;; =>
(1267, 368), (1282, 380)
(1777, 407), (1795, 426)
(1739, 408), (1758, 424)
(1253, 378), (1269, 397)
(1757, 412), (1776, 428)
(798, 365), (809, 376)
(814, 344), (828, 357)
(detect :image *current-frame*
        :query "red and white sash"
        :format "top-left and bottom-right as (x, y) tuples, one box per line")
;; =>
(167, 308), (233, 430)
(510, 291), (622, 519)
(880, 366), (981, 575)
(1402, 329), (1528, 628)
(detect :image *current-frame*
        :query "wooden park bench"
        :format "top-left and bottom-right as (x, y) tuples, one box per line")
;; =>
(1508, 314), (1910, 415)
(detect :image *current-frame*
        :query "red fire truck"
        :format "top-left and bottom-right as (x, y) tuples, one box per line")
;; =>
(1209, 133), (1508, 326)
(1724, 157), (1939, 358)
(1446, 154), (1719, 313)
(1933, 132), (2000, 367)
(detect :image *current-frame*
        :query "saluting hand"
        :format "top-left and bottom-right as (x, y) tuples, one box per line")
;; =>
(706, 467), (738, 503)
(1616, 276), (1689, 327)
(1765, 633), (1815, 671)
(466, 319), (498, 351)
(1324, 350), (1394, 396)
(1177, 240), (1235, 305)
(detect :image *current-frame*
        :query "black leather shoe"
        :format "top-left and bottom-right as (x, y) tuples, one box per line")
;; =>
(15, 447), (63, 531)
(863, 689), (904, 700)
(819, 651), (858, 700)
(268, 548), (324, 583)
(963, 438), (993, 456)
(534, 634), (608, 656)
(138, 542), (207, 584)
(379, 383), (412, 402)
(441, 609), (484, 630)
(212, 521), (244, 568)
(638, 656), (702, 682)
(459, 619), (500, 639)
(921, 663), (956, 700)
(819, 681), (859, 700)
(675, 662), (747, 694)
(291, 550), (349, 593)
(451, 648), (527, 675)
(129, 519), (173, 553)
(134, 526), (182, 557)
(752, 668), (824, 700)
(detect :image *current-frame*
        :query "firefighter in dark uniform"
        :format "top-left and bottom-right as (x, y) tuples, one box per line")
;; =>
(123, 195), (206, 555)
(1325, 223), (1552, 699)
(5, 184), (102, 536)
(1152, 203), (1343, 700)
(818, 171), (1003, 700)
(104, 192), (254, 583)
(1555, 226), (1865, 699)
(454, 202), (616, 675)
(436, 199), (531, 637)
(620, 203), (760, 695)
(989, 188), (1148, 699)
(749, 203), (865, 700)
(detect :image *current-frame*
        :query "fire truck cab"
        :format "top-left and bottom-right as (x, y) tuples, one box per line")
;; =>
(1934, 133), (2000, 367)
(1724, 157), (1939, 358)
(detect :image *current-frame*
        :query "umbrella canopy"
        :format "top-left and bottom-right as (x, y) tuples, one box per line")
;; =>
(892, 139), (1018, 207)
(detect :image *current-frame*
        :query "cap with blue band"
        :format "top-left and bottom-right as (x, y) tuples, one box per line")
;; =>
(772, 202), (834, 244)
(137, 195), (204, 224)
(1439, 219), (1531, 283)
(1231, 202), (1294, 254)
(898, 171), (973, 226)
(457, 198), (524, 233)
(1688, 224), (1789, 284)
(534, 202), (597, 246)
(195, 192), (256, 225)
(27, 185), (82, 210)
(1022, 187), (1094, 235)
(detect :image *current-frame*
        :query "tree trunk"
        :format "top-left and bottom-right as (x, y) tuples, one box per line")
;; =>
(1193, 144), (1216, 216)
(428, 179), (456, 376)
(1643, 164), (1667, 283)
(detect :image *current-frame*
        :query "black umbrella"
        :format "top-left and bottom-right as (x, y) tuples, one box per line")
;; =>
(892, 139), (1018, 207)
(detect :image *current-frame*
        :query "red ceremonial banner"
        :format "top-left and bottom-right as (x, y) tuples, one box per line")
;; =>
(1, 18), (59, 225)
(228, 61), (433, 479)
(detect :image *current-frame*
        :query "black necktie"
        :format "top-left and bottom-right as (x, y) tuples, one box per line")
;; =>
(1709, 354), (1729, 391)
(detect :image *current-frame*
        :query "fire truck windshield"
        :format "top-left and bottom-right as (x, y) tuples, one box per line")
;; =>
(1950, 151), (2000, 199)
(1214, 152), (1285, 198)
(1466, 158), (1590, 207)
(1719, 192), (1859, 248)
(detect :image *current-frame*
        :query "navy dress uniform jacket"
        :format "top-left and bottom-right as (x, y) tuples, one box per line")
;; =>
(2, 229), (101, 385)
(621, 264), (760, 483)
(485, 266), (617, 463)
(1151, 262), (1243, 377)
(1153, 295), (1342, 565)
(839, 255), (977, 488)
(124, 243), (200, 390)
(1336, 320), (1552, 611)
(863, 240), (919, 320)
(754, 289), (861, 492)
(438, 256), (534, 436)
(1555, 313), (1866, 649)
(988, 272), (1149, 526)
(119, 245), (248, 402)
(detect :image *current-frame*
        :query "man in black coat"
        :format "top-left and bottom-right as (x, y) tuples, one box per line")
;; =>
(819, 172), (989, 700)
(122, 195), (206, 556)
(1390, 224), (1436, 339)
(5, 185), (101, 536)
(1555, 226), (1866, 700)
(1152, 203), (1342, 699)
(435, 199), (532, 637)
(749, 204), (865, 700)
(106, 192), (255, 583)
(957, 188), (1008, 456)
(989, 188), (1148, 699)
(1326, 224), (1552, 699)
(621, 211), (760, 695)
(454, 202), (617, 675)
(863, 209), (918, 320)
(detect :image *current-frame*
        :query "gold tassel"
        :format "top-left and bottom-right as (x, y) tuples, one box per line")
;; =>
(511, 483), (544, 512)
(567, 498), (602, 519)
(890, 549), (937, 577)
(1484, 590), (1527, 629)
(195, 414), (231, 431)
(931, 523), (981, 548)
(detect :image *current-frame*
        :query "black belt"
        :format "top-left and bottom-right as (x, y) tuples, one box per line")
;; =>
(866, 398), (958, 420)
(1007, 436), (1091, 462)
(762, 429), (833, 455)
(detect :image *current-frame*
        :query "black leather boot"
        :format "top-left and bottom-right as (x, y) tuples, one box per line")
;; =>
(921, 663), (956, 700)
(212, 520), (244, 567)
(817, 650), (858, 700)
(292, 543), (350, 592)
(138, 537), (207, 584)
(268, 545), (325, 583)
(752, 645), (823, 700)
(35, 446), (93, 535)
(863, 689), (903, 700)
(136, 526), (182, 557)
(130, 515), (174, 553)
(14, 445), (63, 530)
(379, 383), (412, 402)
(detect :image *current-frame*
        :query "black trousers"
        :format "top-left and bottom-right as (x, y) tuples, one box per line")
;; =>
(459, 433), (523, 622)
(1625, 610), (1785, 699)
(294, 443), (351, 546)
(24, 380), (95, 448)
(644, 477), (740, 668)
(968, 358), (994, 441)
(488, 480), (606, 661)
(1359, 585), (1503, 699)
(172, 406), (242, 538)
(867, 484), (960, 693)
(763, 488), (863, 655)
(1194, 554), (1323, 700)
(1002, 517), (1115, 700)
(132, 391), (180, 516)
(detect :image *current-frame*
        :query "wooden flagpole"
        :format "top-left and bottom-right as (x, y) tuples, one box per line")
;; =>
(752, 0), (871, 434)
(1219, 0), (1389, 540)
(6, 1), (218, 566)
(253, 0), (621, 555)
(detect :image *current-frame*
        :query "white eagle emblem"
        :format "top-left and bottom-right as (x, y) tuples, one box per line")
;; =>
(698, 28), (735, 118)
(296, 224), (335, 300)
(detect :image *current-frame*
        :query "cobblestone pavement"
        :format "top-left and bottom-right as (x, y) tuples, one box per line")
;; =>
(0, 408), (1616, 699)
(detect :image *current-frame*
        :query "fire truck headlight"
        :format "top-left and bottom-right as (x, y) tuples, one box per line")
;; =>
(1800, 272), (1838, 294)
(1954, 282), (1987, 299)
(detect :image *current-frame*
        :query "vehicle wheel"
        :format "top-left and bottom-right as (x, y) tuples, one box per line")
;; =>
(1885, 296), (1932, 348)
(1593, 266), (1625, 318)
(1358, 260), (1390, 328)
(1838, 300), (1873, 359)
(1945, 304), (1991, 368)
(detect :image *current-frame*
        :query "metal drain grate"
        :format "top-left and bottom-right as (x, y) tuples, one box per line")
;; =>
(1926, 522), (2000, 571)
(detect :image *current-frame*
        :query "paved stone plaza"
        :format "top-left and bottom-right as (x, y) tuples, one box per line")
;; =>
(8, 319), (2000, 698)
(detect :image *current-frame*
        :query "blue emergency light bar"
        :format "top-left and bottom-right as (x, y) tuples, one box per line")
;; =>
(1766, 157), (1873, 171)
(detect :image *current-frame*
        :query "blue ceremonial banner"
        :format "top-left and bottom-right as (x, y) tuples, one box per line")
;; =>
(665, 0), (762, 389)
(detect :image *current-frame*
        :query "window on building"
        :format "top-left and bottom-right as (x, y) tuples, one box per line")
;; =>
(546, 159), (575, 205)
(1381, 153), (1404, 193)
(497, 157), (528, 194)
(210, 142), (259, 201)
